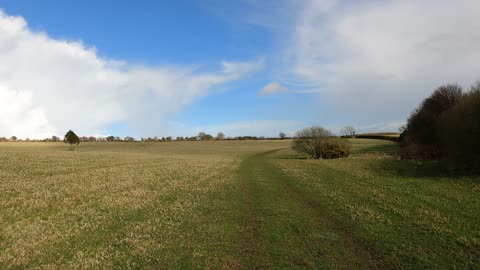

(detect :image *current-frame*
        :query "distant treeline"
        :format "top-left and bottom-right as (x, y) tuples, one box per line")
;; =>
(339, 132), (400, 142)
(354, 133), (400, 142)
(0, 134), (292, 143)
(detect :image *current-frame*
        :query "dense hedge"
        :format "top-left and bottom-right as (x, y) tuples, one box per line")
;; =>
(400, 82), (480, 172)
(438, 85), (480, 171)
(401, 84), (463, 147)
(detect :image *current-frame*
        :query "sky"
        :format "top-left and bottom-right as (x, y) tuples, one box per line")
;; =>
(0, 0), (479, 139)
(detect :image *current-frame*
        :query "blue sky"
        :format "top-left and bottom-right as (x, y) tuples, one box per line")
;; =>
(1, 1), (269, 63)
(0, 0), (479, 138)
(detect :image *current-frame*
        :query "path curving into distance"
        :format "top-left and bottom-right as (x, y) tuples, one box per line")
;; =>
(236, 149), (393, 269)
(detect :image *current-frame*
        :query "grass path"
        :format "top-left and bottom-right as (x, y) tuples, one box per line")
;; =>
(236, 149), (392, 269)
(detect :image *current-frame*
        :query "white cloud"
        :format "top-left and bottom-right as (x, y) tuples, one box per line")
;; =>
(0, 10), (263, 138)
(258, 82), (287, 96)
(286, 0), (480, 123)
(0, 86), (54, 138)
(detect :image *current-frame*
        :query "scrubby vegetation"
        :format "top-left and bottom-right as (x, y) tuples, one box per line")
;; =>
(293, 126), (351, 159)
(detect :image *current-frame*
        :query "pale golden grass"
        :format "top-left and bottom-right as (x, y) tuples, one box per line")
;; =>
(0, 141), (290, 269)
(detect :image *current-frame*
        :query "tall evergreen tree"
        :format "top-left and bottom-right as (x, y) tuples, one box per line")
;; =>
(64, 130), (80, 145)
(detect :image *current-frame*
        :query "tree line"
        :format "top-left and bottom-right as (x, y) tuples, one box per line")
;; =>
(399, 82), (480, 171)
(0, 131), (295, 143)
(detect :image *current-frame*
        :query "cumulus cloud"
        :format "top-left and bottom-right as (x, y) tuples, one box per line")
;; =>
(258, 82), (287, 96)
(0, 86), (54, 138)
(286, 0), (480, 123)
(0, 10), (263, 138)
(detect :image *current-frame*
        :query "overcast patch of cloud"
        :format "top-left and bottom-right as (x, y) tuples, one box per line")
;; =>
(258, 82), (288, 96)
(0, 10), (263, 138)
(286, 0), (480, 124)
(355, 121), (404, 134)
(191, 120), (303, 138)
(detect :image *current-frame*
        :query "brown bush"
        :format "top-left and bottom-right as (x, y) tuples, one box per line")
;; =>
(320, 141), (350, 159)
(293, 127), (350, 159)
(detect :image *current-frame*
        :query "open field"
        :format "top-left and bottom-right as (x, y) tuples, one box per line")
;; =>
(355, 133), (401, 142)
(0, 140), (479, 269)
(348, 138), (398, 154)
(357, 132), (400, 137)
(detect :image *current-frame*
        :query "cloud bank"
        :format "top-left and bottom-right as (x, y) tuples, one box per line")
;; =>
(192, 120), (303, 138)
(0, 11), (263, 138)
(286, 0), (480, 123)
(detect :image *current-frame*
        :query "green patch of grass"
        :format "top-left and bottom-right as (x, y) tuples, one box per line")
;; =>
(271, 138), (399, 158)
(349, 138), (399, 154)
(273, 156), (480, 269)
(236, 151), (391, 269)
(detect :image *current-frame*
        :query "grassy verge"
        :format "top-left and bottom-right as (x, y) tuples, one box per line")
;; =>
(271, 150), (480, 269)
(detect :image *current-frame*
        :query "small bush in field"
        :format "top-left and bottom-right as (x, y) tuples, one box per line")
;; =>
(320, 141), (350, 159)
(293, 126), (350, 159)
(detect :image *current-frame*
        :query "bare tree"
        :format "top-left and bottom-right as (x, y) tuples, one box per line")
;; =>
(197, 132), (206, 140)
(197, 132), (214, 140)
(124, 136), (135, 142)
(340, 126), (356, 137)
(216, 132), (225, 140)
(293, 126), (350, 159)
(279, 132), (287, 139)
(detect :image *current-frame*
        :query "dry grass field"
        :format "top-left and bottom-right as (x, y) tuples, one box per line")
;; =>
(0, 140), (478, 269)
(0, 141), (289, 269)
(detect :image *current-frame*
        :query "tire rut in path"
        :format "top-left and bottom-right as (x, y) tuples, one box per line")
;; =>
(236, 149), (394, 269)
(236, 151), (274, 269)
(270, 161), (395, 269)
